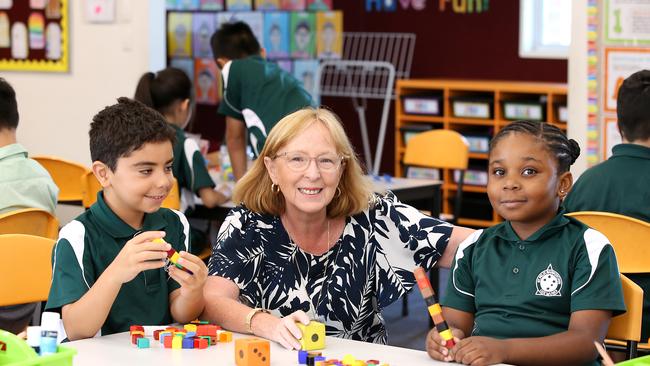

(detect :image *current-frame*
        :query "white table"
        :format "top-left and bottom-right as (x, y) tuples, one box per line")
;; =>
(65, 327), (479, 366)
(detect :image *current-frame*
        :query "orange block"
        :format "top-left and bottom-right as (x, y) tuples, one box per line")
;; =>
(234, 338), (270, 366)
(219, 331), (233, 342)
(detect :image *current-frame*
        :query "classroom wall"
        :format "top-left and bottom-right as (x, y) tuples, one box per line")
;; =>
(6, 1), (160, 166)
(568, 0), (588, 177)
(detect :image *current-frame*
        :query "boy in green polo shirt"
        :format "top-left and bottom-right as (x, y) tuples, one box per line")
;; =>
(45, 98), (208, 340)
(565, 69), (650, 343)
(428, 121), (625, 366)
(211, 21), (314, 181)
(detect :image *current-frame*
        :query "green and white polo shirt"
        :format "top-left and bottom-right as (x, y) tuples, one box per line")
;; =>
(218, 55), (314, 156)
(442, 210), (625, 349)
(45, 192), (191, 336)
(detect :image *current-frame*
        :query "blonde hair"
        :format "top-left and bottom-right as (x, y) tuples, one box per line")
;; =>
(233, 107), (373, 218)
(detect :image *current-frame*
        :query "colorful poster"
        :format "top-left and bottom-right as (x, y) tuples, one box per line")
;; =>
(168, 12), (192, 57)
(177, 0), (200, 10)
(28, 12), (44, 49)
(307, 0), (331, 10)
(275, 59), (292, 73)
(194, 58), (221, 105)
(218, 11), (263, 44)
(293, 59), (319, 104)
(290, 12), (314, 59)
(11, 22), (28, 59)
(193, 13), (216, 59)
(226, 0), (252, 11)
(200, 0), (224, 10)
(264, 12), (289, 59)
(605, 0), (650, 44)
(604, 47), (650, 111)
(171, 57), (195, 83)
(280, 0), (305, 10)
(30, 0), (46, 9)
(166, 0), (177, 9)
(604, 117), (622, 159)
(45, 0), (61, 19)
(316, 11), (341, 59)
(255, 0), (280, 10)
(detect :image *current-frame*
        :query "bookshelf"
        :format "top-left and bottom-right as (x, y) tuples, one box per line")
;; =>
(395, 79), (568, 228)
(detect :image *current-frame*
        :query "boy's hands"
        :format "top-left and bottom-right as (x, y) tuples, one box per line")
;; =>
(426, 326), (464, 362)
(106, 231), (169, 284)
(451, 336), (508, 366)
(168, 251), (208, 297)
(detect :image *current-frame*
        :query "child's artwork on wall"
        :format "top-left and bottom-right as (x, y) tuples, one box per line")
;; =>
(275, 59), (292, 73)
(255, 0), (280, 10)
(168, 12), (192, 57)
(290, 12), (314, 59)
(194, 58), (221, 105)
(293, 59), (319, 104)
(171, 57), (195, 83)
(263, 12), (289, 59)
(218, 11), (263, 44)
(226, 0), (252, 11)
(200, 0), (224, 10)
(307, 0), (331, 10)
(281, 0), (305, 10)
(177, 0), (200, 9)
(0, 0), (69, 71)
(193, 13), (216, 58)
(316, 11), (341, 59)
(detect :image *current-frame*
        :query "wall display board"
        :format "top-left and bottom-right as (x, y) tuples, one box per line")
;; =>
(0, 0), (68, 72)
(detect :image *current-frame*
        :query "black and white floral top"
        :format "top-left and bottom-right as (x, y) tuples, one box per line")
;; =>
(208, 192), (453, 344)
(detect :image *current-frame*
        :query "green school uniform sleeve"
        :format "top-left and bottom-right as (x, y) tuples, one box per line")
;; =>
(219, 61), (244, 121)
(181, 138), (215, 194)
(570, 229), (626, 315)
(442, 230), (484, 314)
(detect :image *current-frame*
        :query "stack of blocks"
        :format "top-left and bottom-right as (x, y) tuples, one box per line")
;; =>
(297, 350), (389, 366)
(234, 338), (270, 366)
(129, 321), (231, 350)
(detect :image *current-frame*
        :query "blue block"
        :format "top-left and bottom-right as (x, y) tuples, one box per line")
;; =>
(182, 337), (194, 349)
(298, 350), (308, 364)
(185, 331), (196, 338)
(137, 337), (150, 349)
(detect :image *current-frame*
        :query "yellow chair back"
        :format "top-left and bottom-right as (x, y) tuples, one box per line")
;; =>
(0, 234), (56, 306)
(566, 211), (650, 273)
(402, 129), (469, 170)
(162, 178), (181, 210)
(33, 155), (91, 203)
(609, 274), (643, 344)
(0, 208), (59, 240)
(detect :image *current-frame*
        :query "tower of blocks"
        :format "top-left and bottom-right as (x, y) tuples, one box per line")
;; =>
(296, 320), (325, 351)
(129, 321), (231, 350)
(234, 338), (270, 366)
(413, 267), (455, 349)
(153, 238), (193, 274)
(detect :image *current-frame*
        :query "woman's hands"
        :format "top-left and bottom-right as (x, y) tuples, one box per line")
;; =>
(258, 310), (310, 350)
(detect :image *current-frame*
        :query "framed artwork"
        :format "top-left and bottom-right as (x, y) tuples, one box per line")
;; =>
(293, 59), (319, 103)
(307, 0), (331, 10)
(194, 58), (221, 105)
(281, 0), (305, 10)
(255, 0), (280, 10)
(226, 0), (252, 11)
(168, 12), (193, 57)
(193, 13), (216, 59)
(316, 11), (341, 59)
(290, 12), (314, 59)
(0, 0), (68, 72)
(264, 12), (289, 59)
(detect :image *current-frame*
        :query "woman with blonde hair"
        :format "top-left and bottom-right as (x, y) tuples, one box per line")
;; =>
(203, 107), (473, 348)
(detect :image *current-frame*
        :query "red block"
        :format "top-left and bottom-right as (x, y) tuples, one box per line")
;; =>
(130, 325), (144, 333)
(197, 338), (208, 349)
(153, 329), (162, 340)
(131, 334), (143, 345)
(164, 335), (173, 348)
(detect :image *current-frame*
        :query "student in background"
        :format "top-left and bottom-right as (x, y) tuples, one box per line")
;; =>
(211, 21), (313, 181)
(428, 121), (625, 366)
(45, 98), (207, 340)
(0, 77), (59, 335)
(565, 69), (650, 344)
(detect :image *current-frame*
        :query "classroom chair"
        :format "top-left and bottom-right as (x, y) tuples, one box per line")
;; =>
(609, 274), (644, 360)
(32, 155), (91, 205)
(567, 211), (650, 358)
(81, 171), (181, 211)
(0, 208), (59, 240)
(0, 234), (56, 306)
(402, 129), (469, 225)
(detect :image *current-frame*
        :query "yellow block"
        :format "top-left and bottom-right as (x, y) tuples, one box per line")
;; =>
(170, 252), (180, 264)
(184, 324), (197, 332)
(296, 321), (325, 351)
(172, 336), (182, 349)
(439, 329), (453, 340)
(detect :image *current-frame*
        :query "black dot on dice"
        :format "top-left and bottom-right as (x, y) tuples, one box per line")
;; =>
(312, 334), (319, 342)
(253, 348), (257, 353)
(262, 357), (267, 361)
(239, 350), (244, 358)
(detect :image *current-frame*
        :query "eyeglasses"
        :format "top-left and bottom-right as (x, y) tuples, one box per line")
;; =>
(274, 151), (345, 172)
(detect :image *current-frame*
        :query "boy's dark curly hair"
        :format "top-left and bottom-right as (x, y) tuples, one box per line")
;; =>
(89, 97), (176, 171)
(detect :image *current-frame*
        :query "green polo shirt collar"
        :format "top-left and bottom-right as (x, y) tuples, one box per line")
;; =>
(90, 191), (167, 238)
(611, 143), (650, 160)
(495, 207), (570, 243)
(0, 143), (27, 160)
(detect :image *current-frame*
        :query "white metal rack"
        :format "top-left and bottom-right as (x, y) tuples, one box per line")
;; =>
(316, 32), (416, 175)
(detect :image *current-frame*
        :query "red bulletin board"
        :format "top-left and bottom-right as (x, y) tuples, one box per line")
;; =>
(0, 0), (69, 72)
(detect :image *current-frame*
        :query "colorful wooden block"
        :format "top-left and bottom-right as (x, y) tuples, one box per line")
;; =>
(185, 331), (196, 338)
(164, 335), (173, 348)
(296, 321), (325, 351)
(234, 338), (270, 366)
(199, 335), (212, 346)
(172, 336), (183, 349)
(184, 324), (197, 332)
(131, 334), (143, 344)
(298, 350), (308, 364)
(130, 325), (144, 333)
(341, 354), (356, 365)
(153, 329), (162, 340)
(136, 337), (150, 349)
(219, 331), (233, 342)
(182, 337), (194, 349)
(195, 338), (208, 349)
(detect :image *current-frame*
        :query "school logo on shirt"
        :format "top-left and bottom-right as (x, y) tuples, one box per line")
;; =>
(535, 264), (562, 297)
